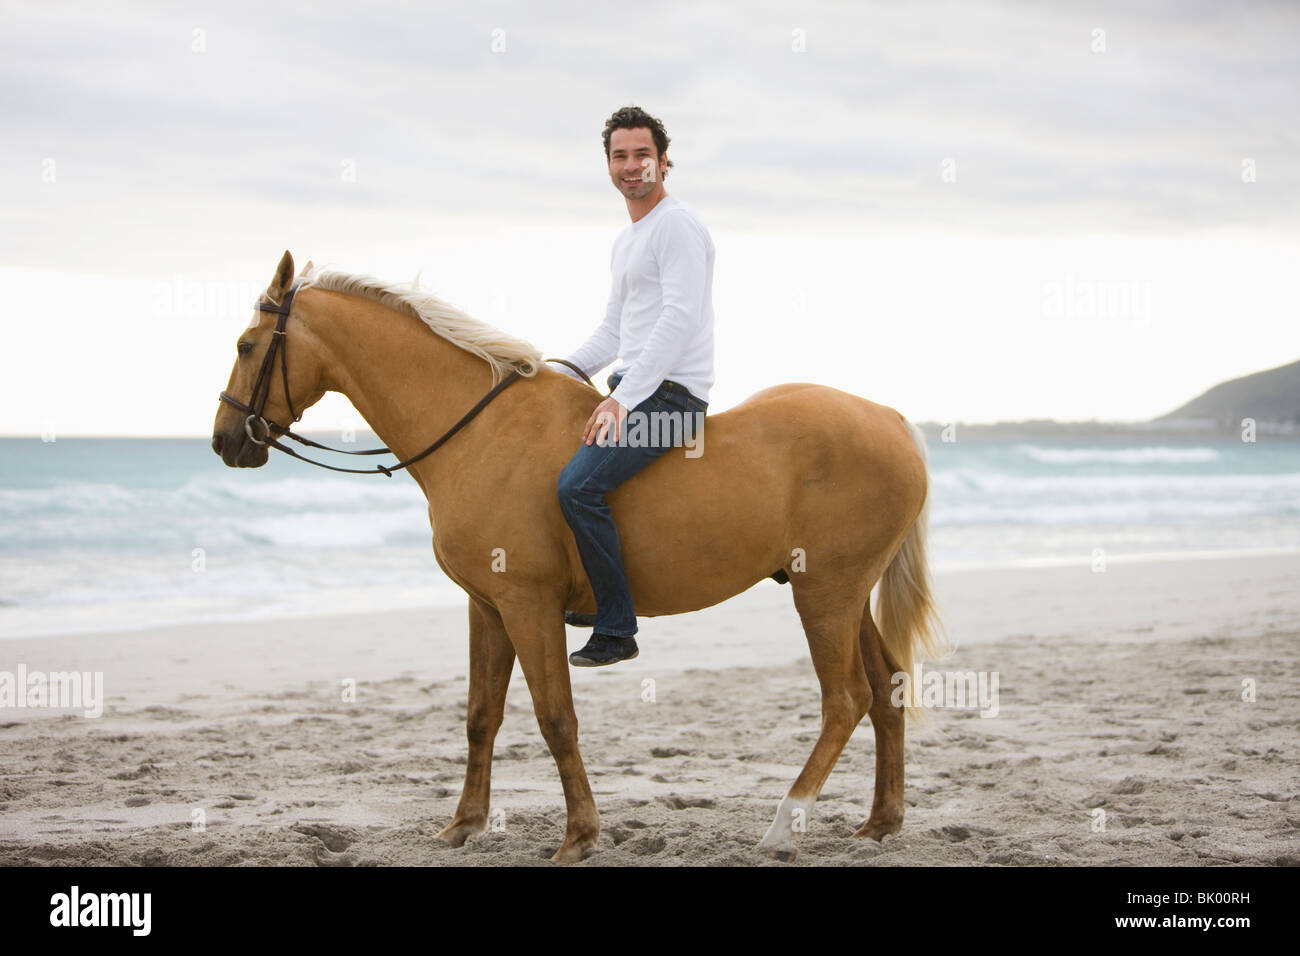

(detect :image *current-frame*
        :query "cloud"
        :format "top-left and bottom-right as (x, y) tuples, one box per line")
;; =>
(0, 0), (1296, 277)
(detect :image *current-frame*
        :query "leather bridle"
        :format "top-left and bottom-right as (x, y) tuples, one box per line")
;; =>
(219, 281), (305, 446)
(217, 282), (595, 477)
(218, 281), (524, 476)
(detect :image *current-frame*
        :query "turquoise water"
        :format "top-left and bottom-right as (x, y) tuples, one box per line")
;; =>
(924, 437), (1300, 566)
(1, 435), (1297, 638)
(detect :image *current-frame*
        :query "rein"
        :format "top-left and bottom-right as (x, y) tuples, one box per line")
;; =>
(545, 357), (596, 390)
(217, 282), (597, 477)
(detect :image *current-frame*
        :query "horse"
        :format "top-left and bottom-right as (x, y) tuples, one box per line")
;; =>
(211, 250), (947, 863)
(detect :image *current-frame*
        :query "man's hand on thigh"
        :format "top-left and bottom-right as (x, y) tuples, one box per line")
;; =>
(583, 397), (629, 446)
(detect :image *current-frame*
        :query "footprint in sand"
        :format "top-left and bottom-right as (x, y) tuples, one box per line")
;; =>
(657, 795), (715, 810)
(627, 834), (667, 855)
(292, 822), (359, 852)
(650, 747), (692, 758)
(1113, 776), (1148, 794)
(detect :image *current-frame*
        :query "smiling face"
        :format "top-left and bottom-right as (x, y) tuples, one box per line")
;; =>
(607, 126), (668, 201)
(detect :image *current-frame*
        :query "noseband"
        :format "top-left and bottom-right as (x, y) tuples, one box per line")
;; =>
(217, 282), (525, 476)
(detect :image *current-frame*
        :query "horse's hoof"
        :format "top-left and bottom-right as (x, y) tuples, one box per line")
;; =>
(434, 819), (483, 848)
(852, 816), (903, 842)
(550, 840), (595, 863)
(761, 845), (797, 862)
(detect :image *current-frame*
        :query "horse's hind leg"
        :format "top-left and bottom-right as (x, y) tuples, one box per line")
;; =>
(854, 607), (906, 840)
(758, 586), (873, 861)
(436, 597), (516, 847)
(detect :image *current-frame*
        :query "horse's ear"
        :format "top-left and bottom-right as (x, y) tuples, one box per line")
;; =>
(269, 250), (295, 301)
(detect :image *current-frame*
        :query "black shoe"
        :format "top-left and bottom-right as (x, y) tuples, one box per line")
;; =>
(564, 611), (598, 628)
(569, 634), (639, 667)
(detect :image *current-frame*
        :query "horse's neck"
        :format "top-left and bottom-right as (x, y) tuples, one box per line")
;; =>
(308, 290), (498, 474)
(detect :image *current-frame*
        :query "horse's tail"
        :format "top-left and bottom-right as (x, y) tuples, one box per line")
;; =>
(874, 418), (951, 723)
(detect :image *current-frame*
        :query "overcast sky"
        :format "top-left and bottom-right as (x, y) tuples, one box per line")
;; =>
(2, 0), (1297, 435)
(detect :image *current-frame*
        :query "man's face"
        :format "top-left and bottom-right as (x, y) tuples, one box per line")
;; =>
(608, 126), (667, 199)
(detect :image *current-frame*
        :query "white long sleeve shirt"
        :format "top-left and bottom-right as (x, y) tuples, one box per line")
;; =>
(561, 194), (715, 410)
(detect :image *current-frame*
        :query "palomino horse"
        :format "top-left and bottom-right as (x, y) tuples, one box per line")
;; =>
(211, 251), (947, 862)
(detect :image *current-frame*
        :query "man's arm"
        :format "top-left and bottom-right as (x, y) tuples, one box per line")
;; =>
(559, 257), (621, 382)
(607, 213), (709, 410)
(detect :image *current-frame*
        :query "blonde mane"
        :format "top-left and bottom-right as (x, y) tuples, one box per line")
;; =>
(297, 263), (542, 381)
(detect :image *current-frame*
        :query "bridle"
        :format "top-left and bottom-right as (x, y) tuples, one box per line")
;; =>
(217, 282), (595, 477)
(219, 281), (305, 446)
(217, 281), (522, 476)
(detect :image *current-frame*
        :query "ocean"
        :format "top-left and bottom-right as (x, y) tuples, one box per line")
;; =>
(1, 434), (1297, 639)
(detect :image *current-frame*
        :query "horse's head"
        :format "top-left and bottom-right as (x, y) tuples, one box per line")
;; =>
(211, 250), (327, 467)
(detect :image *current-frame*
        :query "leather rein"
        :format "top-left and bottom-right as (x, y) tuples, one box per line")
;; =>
(217, 281), (595, 477)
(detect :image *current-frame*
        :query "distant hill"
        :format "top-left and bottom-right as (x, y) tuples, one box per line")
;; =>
(1156, 358), (1300, 428)
(915, 357), (1300, 440)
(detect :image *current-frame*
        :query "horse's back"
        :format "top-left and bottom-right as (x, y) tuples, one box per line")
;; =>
(628, 382), (924, 538)
(605, 380), (926, 614)
(711, 382), (919, 467)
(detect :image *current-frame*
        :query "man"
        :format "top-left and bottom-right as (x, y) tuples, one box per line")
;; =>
(556, 105), (716, 667)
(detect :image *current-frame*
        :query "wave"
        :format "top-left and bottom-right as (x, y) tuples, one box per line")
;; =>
(928, 467), (1300, 497)
(932, 497), (1298, 526)
(1015, 444), (1222, 465)
(0, 474), (424, 516)
(248, 510), (431, 548)
(6, 469), (1300, 556)
(180, 474), (425, 510)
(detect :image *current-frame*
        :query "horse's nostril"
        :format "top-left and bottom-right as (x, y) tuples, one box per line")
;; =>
(211, 434), (223, 455)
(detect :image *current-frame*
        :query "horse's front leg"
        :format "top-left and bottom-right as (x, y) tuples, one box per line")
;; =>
(499, 596), (600, 863)
(436, 597), (515, 848)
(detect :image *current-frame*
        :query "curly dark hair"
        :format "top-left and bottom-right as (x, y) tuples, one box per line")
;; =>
(602, 105), (673, 177)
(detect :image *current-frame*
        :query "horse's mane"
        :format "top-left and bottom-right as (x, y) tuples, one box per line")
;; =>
(297, 262), (542, 381)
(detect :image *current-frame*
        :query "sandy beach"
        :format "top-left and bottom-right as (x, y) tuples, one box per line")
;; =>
(1, 552), (1297, 867)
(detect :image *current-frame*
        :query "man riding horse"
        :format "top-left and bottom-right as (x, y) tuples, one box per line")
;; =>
(555, 105), (716, 668)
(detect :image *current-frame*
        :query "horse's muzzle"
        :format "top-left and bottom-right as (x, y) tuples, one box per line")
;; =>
(211, 429), (269, 468)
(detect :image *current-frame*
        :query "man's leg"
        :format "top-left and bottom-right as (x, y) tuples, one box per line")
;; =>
(557, 379), (706, 666)
(556, 432), (671, 655)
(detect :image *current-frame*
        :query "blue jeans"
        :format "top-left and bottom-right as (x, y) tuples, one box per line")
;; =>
(556, 373), (708, 638)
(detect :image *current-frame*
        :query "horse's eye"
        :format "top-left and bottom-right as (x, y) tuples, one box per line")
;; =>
(237, 340), (254, 356)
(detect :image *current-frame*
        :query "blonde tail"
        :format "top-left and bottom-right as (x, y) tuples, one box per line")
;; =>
(874, 419), (951, 723)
